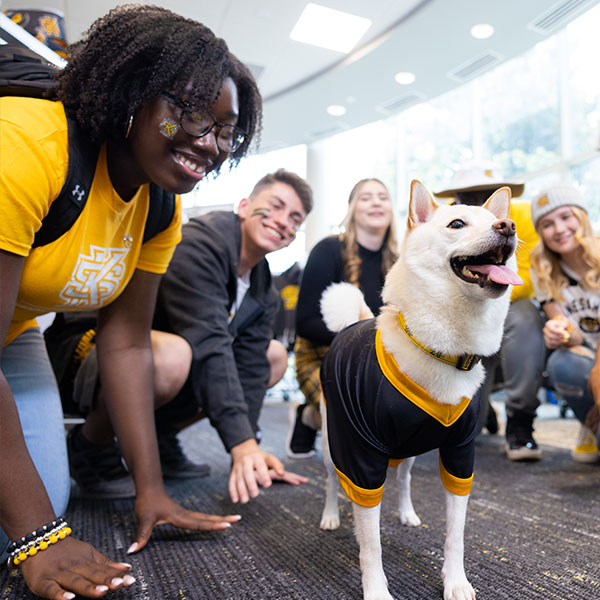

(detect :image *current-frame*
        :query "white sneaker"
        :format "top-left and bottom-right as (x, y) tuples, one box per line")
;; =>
(571, 424), (599, 464)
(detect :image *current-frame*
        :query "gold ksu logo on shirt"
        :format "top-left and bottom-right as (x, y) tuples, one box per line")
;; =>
(580, 316), (600, 334)
(59, 245), (129, 307)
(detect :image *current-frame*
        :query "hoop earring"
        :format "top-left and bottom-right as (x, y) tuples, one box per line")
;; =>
(125, 115), (134, 138)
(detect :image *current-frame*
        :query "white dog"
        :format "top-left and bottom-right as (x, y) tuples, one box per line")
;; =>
(318, 180), (522, 600)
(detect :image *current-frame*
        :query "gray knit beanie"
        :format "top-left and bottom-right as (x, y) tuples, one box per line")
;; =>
(531, 184), (587, 227)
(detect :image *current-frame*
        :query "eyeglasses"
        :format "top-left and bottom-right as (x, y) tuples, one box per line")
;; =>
(162, 92), (247, 153)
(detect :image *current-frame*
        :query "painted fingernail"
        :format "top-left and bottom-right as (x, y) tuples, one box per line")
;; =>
(63, 593), (75, 600)
(232, 515), (242, 520)
(119, 562), (133, 569)
(111, 577), (124, 586)
(127, 542), (138, 554)
(96, 585), (109, 592)
(123, 574), (136, 585)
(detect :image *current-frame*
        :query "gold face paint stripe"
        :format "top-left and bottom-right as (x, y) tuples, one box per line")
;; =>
(250, 207), (270, 218)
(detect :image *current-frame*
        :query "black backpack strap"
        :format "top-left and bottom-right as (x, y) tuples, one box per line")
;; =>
(143, 184), (176, 243)
(32, 116), (100, 248)
(0, 45), (99, 248)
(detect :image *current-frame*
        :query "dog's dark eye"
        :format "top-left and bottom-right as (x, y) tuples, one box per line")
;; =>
(448, 219), (466, 229)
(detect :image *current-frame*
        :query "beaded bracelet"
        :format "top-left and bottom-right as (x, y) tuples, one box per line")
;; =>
(7, 517), (72, 570)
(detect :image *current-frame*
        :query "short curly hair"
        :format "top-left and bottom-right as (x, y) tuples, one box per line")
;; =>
(54, 3), (261, 166)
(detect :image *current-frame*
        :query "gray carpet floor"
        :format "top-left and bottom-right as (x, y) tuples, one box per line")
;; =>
(2, 401), (599, 599)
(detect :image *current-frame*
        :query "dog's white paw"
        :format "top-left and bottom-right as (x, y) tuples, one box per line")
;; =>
(320, 512), (340, 530)
(364, 592), (394, 600)
(443, 579), (476, 600)
(363, 584), (394, 600)
(362, 571), (392, 600)
(399, 509), (421, 527)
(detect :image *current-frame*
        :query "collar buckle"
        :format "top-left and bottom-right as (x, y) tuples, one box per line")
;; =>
(455, 354), (480, 371)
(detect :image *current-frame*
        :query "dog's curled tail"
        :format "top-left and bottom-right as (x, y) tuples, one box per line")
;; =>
(320, 282), (374, 333)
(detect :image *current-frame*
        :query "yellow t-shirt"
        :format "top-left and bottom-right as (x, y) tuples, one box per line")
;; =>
(510, 200), (538, 302)
(0, 97), (182, 345)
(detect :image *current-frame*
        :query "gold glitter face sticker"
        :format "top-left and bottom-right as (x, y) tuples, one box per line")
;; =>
(159, 118), (179, 138)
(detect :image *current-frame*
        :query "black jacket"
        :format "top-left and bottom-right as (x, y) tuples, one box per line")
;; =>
(154, 211), (279, 451)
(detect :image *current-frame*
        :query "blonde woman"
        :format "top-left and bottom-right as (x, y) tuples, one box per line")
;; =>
(287, 178), (398, 457)
(530, 184), (600, 463)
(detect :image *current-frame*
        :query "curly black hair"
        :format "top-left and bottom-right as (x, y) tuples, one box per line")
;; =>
(54, 3), (261, 165)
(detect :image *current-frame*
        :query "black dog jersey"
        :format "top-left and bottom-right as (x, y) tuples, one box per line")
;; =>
(320, 319), (478, 507)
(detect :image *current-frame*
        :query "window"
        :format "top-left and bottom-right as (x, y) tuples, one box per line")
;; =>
(479, 36), (560, 177)
(183, 144), (307, 216)
(569, 155), (600, 229)
(565, 4), (600, 158)
(400, 84), (473, 195)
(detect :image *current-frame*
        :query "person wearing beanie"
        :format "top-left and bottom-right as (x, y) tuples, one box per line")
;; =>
(530, 184), (600, 463)
(530, 183), (589, 226)
(435, 160), (546, 461)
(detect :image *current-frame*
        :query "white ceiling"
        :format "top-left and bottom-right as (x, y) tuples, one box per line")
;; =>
(3, 0), (599, 152)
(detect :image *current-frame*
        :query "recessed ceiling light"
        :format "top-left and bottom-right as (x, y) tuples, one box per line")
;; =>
(290, 3), (371, 54)
(471, 23), (494, 39)
(327, 104), (346, 117)
(394, 71), (416, 85)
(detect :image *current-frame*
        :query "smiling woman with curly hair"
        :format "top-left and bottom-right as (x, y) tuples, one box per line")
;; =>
(0, 4), (261, 598)
(55, 3), (261, 163)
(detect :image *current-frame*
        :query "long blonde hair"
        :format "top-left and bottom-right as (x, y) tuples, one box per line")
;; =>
(530, 206), (600, 302)
(339, 178), (399, 287)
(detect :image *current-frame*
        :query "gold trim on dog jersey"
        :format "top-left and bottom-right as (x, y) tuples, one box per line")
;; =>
(334, 466), (384, 507)
(376, 329), (471, 427)
(438, 456), (473, 496)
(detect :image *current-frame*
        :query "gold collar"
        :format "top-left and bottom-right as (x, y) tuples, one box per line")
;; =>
(397, 312), (480, 371)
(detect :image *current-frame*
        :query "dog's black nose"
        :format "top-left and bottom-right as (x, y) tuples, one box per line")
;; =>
(493, 218), (516, 237)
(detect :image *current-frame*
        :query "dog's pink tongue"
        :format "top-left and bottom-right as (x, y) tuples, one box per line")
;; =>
(467, 264), (524, 285)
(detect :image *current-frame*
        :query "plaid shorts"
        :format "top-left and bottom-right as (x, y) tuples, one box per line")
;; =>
(293, 336), (329, 408)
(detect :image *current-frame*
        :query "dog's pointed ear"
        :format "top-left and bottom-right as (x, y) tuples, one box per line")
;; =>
(483, 186), (511, 220)
(408, 180), (437, 230)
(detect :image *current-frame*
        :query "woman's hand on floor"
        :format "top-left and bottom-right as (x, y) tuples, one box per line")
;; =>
(20, 536), (134, 599)
(128, 491), (241, 554)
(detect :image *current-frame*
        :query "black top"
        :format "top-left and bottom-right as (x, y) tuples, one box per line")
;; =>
(295, 235), (385, 346)
(153, 211), (279, 451)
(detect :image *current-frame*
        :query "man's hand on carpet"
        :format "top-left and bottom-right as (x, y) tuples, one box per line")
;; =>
(21, 536), (134, 599)
(127, 492), (241, 554)
(229, 439), (275, 503)
(229, 439), (306, 503)
(268, 468), (308, 486)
